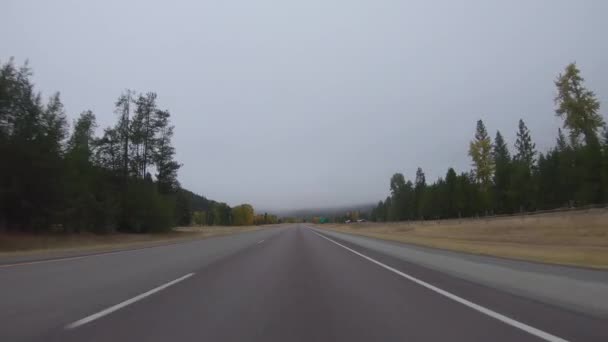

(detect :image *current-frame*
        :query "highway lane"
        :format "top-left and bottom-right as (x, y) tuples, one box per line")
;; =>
(315, 227), (608, 318)
(0, 227), (287, 341)
(1, 224), (606, 341)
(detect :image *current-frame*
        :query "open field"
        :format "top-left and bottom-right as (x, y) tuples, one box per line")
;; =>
(0, 226), (265, 258)
(315, 208), (608, 268)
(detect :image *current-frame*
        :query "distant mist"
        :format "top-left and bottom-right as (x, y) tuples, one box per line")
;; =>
(273, 203), (376, 218)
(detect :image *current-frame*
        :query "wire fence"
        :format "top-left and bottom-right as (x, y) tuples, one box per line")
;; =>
(381, 203), (608, 226)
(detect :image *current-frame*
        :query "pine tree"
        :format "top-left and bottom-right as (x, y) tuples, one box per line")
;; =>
(536, 151), (561, 209)
(493, 131), (511, 165)
(65, 111), (99, 232)
(95, 127), (122, 171)
(132, 92), (158, 178)
(383, 197), (391, 222)
(114, 90), (133, 179)
(67, 110), (96, 160)
(0, 59), (191, 233)
(390, 173), (406, 196)
(493, 131), (511, 213)
(42, 92), (68, 155)
(154, 109), (181, 194)
(415, 167), (426, 189)
(444, 168), (458, 217)
(414, 167), (426, 218)
(389, 173), (406, 221)
(514, 119), (537, 169)
(511, 119), (538, 211)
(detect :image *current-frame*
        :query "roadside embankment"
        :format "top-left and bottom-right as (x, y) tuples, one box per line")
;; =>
(314, 209), (608, 268)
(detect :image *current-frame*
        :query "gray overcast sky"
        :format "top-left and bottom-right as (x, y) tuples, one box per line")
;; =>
(2, 0), (607, 211)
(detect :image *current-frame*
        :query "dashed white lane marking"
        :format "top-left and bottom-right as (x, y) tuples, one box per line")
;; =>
(257, 240), (265, 244)
(65, 273), (195, 329)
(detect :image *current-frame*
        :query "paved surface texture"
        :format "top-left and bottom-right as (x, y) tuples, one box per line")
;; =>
(1, 225), (606, 342)
(314, 227), (608, 318)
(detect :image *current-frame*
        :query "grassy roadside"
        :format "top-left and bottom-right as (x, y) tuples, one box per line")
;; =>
(314, 209), (608, 269)
(0, 226), (265, 258)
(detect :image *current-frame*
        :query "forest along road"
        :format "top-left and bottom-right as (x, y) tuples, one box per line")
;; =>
(0, 225), (606, 342)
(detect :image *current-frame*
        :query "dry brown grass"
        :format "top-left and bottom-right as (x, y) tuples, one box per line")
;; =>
(0, 225), (264, 257)
(315, 209), (608, 269)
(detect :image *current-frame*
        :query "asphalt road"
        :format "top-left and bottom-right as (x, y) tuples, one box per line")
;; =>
(1, 225), (606, 342)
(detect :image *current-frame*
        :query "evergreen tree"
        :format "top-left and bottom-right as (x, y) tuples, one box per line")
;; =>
(371, 200), (386, 222)
(64, 111), (101, 232)
(0, 60), (68, 230)
(457, 172), (479, 217)
(511, 119), (538, 211)
(383, 197), (392, 222)
(154, 110), (181, 194)
(514, 119), (537, 168)
(42, 92), (68, 155)
(95, 127), (123, 171)
(174, 190), (192, 226)
(371, 63), (606, 222)
(67, 110), (96, 160)
(536, 152), (558, 208)
(414, 167), (426, 218)
(493, 131), (511, 213)
(0, 59), (240, 232)
(468, 120), (494, 212)
(577, 137), (603, 204)
(114, 90), (133, 179)
(131, 92), (158, 178)
(389, 173), (406, 221)
(444, 168), (458, 217)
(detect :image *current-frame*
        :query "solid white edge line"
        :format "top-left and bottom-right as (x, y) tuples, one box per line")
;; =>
(65, 272), (195, 329)
(308, 228), (568, 342)
(0, 250), (135, 269)
(0, 239), (196, 269)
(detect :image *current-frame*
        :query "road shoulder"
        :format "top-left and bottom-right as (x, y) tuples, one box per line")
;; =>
(0, 226), (268, 266)
(310, 226), (608, 319)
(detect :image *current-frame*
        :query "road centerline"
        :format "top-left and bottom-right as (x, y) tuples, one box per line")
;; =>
(308, 228), (568, 342)
(65, 272), (195, 330)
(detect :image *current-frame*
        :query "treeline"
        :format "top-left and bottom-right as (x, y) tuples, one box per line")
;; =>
(371, 63), (608, 222)
(0, 58), (273, 232)
(310, 210), (369, 224)
(191, 203), (278, 226)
